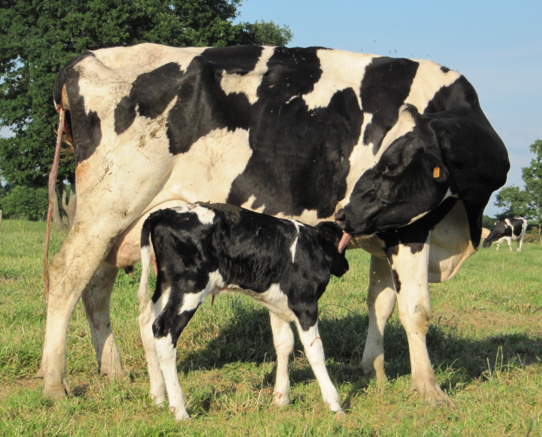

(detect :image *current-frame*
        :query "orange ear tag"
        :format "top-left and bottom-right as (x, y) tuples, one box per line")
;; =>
(433, 166), (440, 178)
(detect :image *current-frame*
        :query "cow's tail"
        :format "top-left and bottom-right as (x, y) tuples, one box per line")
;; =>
(138, 217), (154, 313)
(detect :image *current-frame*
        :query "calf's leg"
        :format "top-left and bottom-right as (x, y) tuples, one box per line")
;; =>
(361, 255), (396, 382)
(153, 284), (210, 420)
(269, 312), (294, 406)
(294, 318), (341, 412)
(138, 282), (172, 406)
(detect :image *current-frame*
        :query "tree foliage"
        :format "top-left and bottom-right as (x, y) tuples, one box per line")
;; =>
(0, 0), (292, 188)
(495, 139), (542, 240)
(0, 185), (48, 220)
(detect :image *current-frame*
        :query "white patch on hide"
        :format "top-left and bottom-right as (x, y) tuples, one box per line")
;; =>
(162, 127), (253, 205)
(404, 60), (461, 113)
(178, 270), (225, 314)
(194, 205), (215, 225)
(302, 50), (374, 110)
(290, 237), (298, 263)
(241, 195), (265, 213)
(220, 46), (275, 104)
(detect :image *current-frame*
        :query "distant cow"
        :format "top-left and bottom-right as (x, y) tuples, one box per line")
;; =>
(483, 218), (528, 251)
(137, 203), (349, 420)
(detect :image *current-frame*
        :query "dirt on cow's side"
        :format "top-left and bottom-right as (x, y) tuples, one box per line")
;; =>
(1, 219), (541, 436)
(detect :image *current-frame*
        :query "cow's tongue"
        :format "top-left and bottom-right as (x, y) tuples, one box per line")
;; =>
(338, 233), (352, 253)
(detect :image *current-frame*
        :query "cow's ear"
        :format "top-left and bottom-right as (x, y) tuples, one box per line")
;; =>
(315, 222), (349, 277)
(427, 109), (509, 247)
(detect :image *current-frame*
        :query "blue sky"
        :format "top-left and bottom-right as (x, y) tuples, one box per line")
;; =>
(3, 1), (540, 216)
(236, 0), (542, 216)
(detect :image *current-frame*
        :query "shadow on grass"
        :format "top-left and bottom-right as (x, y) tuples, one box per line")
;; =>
(178, 299), (542, 392)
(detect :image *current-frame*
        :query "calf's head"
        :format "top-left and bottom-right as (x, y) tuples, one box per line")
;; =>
(315, 222), (349, 277)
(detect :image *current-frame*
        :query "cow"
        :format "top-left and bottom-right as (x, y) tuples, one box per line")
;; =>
(483, 218), (528, 251)
(137, 203), (349, 419)
(39, 44), (509, 408)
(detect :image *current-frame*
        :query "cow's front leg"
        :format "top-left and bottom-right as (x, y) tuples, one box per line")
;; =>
(361, 255), (396, 383)
(388, 235), (449, 405)
(269, 311), (294, 407)
(294, 316), (341, 413)
(82, 262), (125, 379)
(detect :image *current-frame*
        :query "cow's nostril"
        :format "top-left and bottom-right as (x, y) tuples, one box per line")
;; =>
(335, 209), (346, 223)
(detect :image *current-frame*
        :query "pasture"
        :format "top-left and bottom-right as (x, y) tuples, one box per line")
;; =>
(0, 220), (541, 436)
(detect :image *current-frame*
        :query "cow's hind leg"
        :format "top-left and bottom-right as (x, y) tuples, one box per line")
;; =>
(294, 315), (341, 413)
(40, 229), (121, 398)
(389, 236), (450, 405)
(82, 262), (125, 379)
(269, 311), (294, 407)
(361, 255), (396, 383)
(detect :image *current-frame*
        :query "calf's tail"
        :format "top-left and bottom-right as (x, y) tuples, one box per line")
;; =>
(138, 218), (154, 313)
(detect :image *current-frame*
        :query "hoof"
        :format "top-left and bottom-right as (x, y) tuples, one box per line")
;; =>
(273, 391), (290, 407)
(335, 410), (346, 420)
(151, 393), (166, 407)
(43, 379), (71, 399)
(100, 368), (128, 381)
(170, 406), (190, 421)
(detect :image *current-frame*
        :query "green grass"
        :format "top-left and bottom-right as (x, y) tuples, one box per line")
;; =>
(1, 219), (541, 436)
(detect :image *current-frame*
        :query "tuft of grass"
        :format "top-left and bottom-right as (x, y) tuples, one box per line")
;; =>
(1, 219), (541, 436)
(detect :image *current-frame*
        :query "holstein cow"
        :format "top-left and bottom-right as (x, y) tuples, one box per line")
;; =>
(137, 203), (349, 419)
(483, 218), (528, 251)
(40, 44), (509, 407)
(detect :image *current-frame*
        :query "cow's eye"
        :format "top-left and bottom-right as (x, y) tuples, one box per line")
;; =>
(383, 164), (397, 174)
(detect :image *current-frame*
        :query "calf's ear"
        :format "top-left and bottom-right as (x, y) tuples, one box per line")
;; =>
(315, 222), (349, 277)
(427, 107), (509, 248)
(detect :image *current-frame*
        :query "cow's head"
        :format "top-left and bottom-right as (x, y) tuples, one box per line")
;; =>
(336, 104), (452, 237)
(335, 102), (509, 246)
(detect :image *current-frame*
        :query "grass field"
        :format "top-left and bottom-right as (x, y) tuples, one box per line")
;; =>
(1, 219), (541, 436)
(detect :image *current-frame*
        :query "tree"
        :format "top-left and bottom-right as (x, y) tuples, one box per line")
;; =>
(0, 0), (292, 189)
(0, 185), (48, 220)
(495, 139), (542, 242)
(482, 214), (496, 230)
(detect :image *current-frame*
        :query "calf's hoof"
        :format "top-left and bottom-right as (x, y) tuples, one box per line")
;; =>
(273, 391), (290, 407)
(151, 392), (166, 407)
(334, 410), (346, 420)
(170, 406), (190, 421)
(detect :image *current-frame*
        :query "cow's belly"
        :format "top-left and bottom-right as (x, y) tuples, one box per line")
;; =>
(105, 200), (189, 268)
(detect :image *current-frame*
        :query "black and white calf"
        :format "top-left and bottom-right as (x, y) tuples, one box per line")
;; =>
(137, 203), (349, 420)
(483, 218), (528, 251)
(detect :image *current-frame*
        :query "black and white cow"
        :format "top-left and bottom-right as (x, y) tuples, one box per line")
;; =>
(483, 218), (528, 251)
(137, 203), (349, 420)
(40, 44), (509, 406)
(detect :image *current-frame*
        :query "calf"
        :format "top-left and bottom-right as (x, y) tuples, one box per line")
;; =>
(483, 218), (528, 251)
(137, 203), (349, 420)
